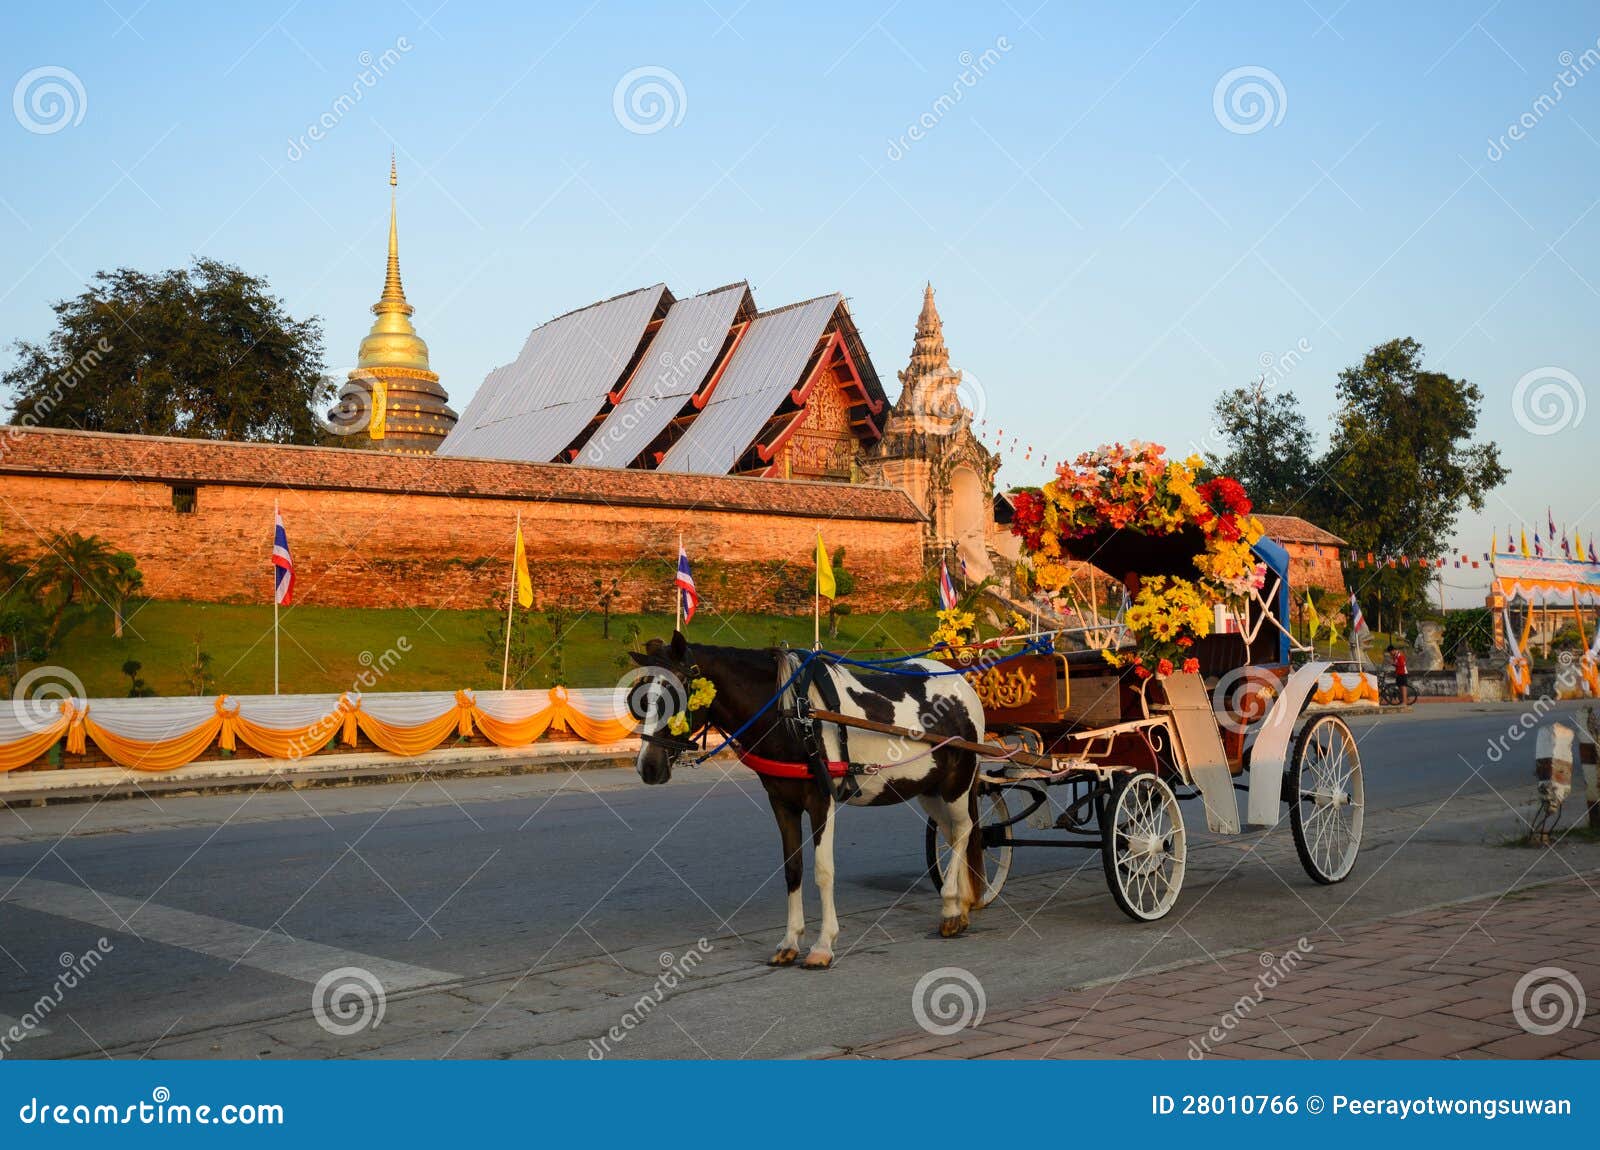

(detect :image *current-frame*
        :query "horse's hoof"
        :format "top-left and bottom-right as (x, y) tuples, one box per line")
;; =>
(939, 914), (969, 938)
(767, 948), (800, 967)
(800, 951), (833, 970)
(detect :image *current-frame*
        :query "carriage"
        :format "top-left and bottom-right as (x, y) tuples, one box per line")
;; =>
(631, 446), (1364, 959)
(903, 527), (1363, 922)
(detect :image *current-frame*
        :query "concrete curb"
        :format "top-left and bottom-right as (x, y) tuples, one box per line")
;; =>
(0, 738), (644, 807)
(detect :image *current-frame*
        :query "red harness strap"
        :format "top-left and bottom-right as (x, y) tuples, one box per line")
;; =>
(735, 750), (850, 778)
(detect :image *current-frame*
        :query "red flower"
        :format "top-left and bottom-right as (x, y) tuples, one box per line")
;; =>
(1134, 665), (1152, 680)
(1176, 636), (1193, 649)
(1198, 476), (1253, 518)
(1181, 657), (1200, 675)
(1156, 658), (1174, 677)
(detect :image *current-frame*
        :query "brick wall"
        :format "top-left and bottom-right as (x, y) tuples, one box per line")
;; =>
(0, 428), (928, 613)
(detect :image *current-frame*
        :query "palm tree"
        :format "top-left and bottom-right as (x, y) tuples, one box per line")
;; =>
(27, 531), (121, 645)
(99, 551), (145, 639)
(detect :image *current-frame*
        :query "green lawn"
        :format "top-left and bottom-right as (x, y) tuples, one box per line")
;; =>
(42, 600), (944, 697)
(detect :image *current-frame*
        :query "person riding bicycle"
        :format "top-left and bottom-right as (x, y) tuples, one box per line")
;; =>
(1384, 644), (1409, 707)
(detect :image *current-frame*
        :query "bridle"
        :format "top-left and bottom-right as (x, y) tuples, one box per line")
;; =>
(634, 652), (713, 766)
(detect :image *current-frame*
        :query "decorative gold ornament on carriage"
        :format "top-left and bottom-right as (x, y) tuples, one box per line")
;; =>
(964, 664), (1037, 708)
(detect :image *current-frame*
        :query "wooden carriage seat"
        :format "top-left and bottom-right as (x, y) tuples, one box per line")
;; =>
(1154, 672), (1240, 834)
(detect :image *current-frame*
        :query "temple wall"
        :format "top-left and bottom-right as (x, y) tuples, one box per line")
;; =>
(0, 429), (927, 614)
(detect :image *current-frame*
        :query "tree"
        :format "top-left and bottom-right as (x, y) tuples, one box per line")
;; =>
(182, 635), (215, 696)
(1309, 338), (1508, 624)
(483, 596), (569, 688)
(0, 545), (48, 682)
(97, 551), (144, 639)
(122, 659), (156, 698)
(826, 548), (857, 638)
(4, 258), (330, 443)
(1209, 379), (1316, 513)
(593, 577), (621, 639)
(27, 531), (121, 646)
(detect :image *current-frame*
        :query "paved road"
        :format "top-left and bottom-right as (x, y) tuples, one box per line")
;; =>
(0, 701), (1593, 1060)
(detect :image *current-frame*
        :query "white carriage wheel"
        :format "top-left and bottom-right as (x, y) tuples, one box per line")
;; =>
(1288, 713), (1364, 884)
(924, 788), (1013, 909)
(1101, 772), (1186, 922)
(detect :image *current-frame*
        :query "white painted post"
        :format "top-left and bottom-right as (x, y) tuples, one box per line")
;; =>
(1534, 722), (1575, 843)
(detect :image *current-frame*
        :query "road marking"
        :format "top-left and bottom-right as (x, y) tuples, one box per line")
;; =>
(2, 879), (458, 993)
(0, 1013), (50, 1040)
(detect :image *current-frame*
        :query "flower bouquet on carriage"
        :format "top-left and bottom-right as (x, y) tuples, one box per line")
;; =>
(1007, 441), (1268, 683)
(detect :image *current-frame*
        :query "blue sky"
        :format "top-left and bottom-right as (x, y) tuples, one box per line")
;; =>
(3, 1), (1596, 605)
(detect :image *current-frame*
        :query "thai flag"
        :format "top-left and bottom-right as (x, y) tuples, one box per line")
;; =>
(1561, 533), (1572, 559)
(675, 544), (698, 623)
(1348, 593), (1366, 634)
(938, 560), (958, 610)
(1534, 532), (1545, 558)
(1548, 507), (1557, 537)
(272, 510), (294, 606)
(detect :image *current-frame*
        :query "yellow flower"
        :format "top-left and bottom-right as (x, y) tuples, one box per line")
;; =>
(667, 712), (690, 736)
(687, 677), (717, 710)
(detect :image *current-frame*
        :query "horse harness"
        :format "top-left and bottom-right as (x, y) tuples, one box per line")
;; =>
(775, 652), (870, 804)
(637, 648), (874, 804)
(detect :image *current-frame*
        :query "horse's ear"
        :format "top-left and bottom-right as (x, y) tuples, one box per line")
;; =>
(669, 630), (689, 662)
(628, 651), (650, 666)
(643, 638), (665, 656)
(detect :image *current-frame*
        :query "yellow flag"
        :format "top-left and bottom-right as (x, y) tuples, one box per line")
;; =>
(1303, 592), (1321, 641)
(1575, 528), (1584, 558)
(815, 534), (836, 599)
(1520, 528), (1530, 558)
(368, 376), (387, 440)
(513, 523), (533, 608)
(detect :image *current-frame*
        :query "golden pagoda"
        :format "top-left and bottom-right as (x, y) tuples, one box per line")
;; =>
(350, 156), (457, 453)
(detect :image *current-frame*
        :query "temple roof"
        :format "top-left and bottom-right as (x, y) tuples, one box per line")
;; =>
(438, 283), (889, 474)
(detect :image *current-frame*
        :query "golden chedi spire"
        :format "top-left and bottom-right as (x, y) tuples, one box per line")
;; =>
(349, 155), (456, 454)
(357, 153), (430, 374)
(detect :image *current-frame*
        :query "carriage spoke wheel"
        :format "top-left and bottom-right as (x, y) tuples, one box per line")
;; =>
(1288, 714), (1363, 884)
(1101, 772), (1186, 922)
(924, 789), (1013, 909)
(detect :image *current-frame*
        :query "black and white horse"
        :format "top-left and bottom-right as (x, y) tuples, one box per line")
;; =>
(628, 632), (987, 969)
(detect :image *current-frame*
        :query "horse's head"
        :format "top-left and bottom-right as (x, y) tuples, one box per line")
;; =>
(625, 630), (706, 785)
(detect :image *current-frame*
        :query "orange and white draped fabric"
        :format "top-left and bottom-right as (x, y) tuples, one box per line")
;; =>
(0, 687), (637, 774)
(1311, 672), (1379, 707)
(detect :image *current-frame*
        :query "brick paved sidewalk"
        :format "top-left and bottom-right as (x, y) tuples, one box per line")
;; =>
(836, 873), (1600, 1060)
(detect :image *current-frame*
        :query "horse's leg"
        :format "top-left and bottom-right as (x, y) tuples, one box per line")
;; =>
(766, 787), (805, 966)
(801, 792), (839, 969)
(936, 767), (976, 938)
(963, 768), (986, 916)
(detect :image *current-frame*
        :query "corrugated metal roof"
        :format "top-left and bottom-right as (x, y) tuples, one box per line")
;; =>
(438, 284), (667, 461)
(578, 283), (750, 468)
(657, 294), (840, 476)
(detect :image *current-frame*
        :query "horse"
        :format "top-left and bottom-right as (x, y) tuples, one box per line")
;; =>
(627, 631), (987, 970)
